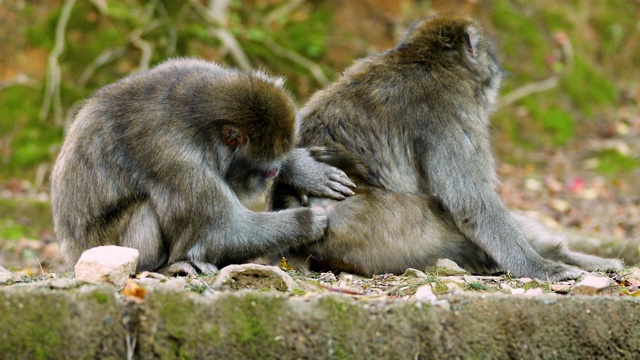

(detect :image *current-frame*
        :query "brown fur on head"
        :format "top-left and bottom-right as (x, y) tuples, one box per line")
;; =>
(145, 59), (298, 164)
(214, 73), (298, 161)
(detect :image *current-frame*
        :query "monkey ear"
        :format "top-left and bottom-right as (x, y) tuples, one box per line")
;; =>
(463, 26), (479, 60)
(221, 125), (247, 147)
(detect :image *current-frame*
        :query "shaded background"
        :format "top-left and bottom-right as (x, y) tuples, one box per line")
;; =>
(1, 0), (639, 274)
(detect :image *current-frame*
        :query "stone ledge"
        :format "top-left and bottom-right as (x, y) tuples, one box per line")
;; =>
(1, 284), (638, 359)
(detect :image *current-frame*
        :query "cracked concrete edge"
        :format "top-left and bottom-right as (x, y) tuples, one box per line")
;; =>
(1, 286), (639, 359)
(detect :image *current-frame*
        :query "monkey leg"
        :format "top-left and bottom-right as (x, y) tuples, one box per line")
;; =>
(119, 201), (168, 272)
(512, 212), (623, 271)
(301, 189), (501, 277)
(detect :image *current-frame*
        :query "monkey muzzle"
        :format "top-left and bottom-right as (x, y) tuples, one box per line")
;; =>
(265, 167), (280, 179)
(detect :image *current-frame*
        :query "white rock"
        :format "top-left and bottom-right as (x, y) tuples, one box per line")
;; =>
(74, 246), (139, 288)
(511, 288), (526, 295)
(434, 259), (469, 275)
(212, 264), (301, 292)
(446, 276), (466, 284)
(446, 283), (463, 294)
(499, 283), (513, 292)
(463, 275), (479, 284)
(415, 285), (437, 303)
(524, 288), (544, 296)
(403, 268), (428, 279)
(0, 270), (15, 284)
(0, 265), (8, 272)
(572, 275), (612, 295)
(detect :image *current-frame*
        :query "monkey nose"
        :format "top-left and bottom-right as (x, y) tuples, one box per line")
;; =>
(265, 167), (280, 179)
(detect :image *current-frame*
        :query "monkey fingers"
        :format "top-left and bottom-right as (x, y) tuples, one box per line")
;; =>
(163, 261), (219, 277)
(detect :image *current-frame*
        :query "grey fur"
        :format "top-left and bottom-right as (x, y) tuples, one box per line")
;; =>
(271, 16), (622, 280)
(51, 58), (355, 275)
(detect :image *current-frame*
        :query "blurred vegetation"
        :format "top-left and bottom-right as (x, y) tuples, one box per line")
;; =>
(1, 0), (638, 183)
(0, 0), (638, 248)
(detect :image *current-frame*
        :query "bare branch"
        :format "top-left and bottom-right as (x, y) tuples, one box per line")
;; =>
(208, 0), (232, 25)
(88, 0), (107, 14)
(156, 1), (178, 56)
(129, 25), (157, 72)
(190, 0), (252, 71)
(78, 47), (127, 88)
(0, 74), (39, 91)
(499, 76), (560, 108)
(262, 36), (330, 86)
(499, 32), (575, 109)
(40, 0), (76, 125)
(264, 0), (304, 24)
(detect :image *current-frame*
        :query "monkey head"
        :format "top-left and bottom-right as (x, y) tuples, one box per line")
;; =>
(180, 69), (298, 198)
(396, 15), (505, 109)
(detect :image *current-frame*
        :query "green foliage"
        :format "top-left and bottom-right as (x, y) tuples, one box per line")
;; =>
(540, 107), (574, 145)
(466, 282), (488, 291)
(190, 283), (207, 294)
(0, 221), (27, 240)
(0, 86), (62, 176)
(589, 1), (636, 58)
(491, 0), (550, 76)
(563, 56), (619, 116)
(522, 97), (575, 146)
(0, 198), (53, 240)
(594, 149), (639, 174)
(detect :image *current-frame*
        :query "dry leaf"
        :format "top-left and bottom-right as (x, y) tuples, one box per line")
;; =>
(279, 257), (294, 271)
(123, 279), (147, 304)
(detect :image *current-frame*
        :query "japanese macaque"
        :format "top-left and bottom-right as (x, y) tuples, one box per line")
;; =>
(271, 15), (622, 280)
(51, 58), (355, 275)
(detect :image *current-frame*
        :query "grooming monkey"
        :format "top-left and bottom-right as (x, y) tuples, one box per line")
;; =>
(51, 58), (355, 275)
(271, 15), (622, 280)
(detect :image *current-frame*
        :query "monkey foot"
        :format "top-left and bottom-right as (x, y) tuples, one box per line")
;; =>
(164, 261), (219, 277)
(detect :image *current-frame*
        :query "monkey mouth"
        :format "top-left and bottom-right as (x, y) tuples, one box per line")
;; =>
(265, 167), (280, 179)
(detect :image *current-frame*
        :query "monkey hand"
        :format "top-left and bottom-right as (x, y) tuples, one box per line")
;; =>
(282, 148), (356, 206)
(306, 206), (329, 241)
(298, 162), (356, 206)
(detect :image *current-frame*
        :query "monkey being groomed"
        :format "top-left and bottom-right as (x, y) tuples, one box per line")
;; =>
(271, 15), (622, 281)
(51, 58), (356, 276)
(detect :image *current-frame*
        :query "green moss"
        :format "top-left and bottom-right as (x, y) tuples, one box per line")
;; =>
(594, 149), (639, 174)
(316, 296), (362, 359)
(158, 297), (196, 340)
(92, 291), (109, 304)
(0, 293), (68, 358)
(215, 294), (288, 357)
(292, 287), (307, 296)
(432, 281), (449, 295)
(563, 56), (619, 116)
(522, 282), (539, 291)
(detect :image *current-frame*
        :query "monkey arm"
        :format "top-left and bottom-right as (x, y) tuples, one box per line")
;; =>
(278, 148), (356, 205)
(422, 124), (583, 281)
(150, 172), (327, 267)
